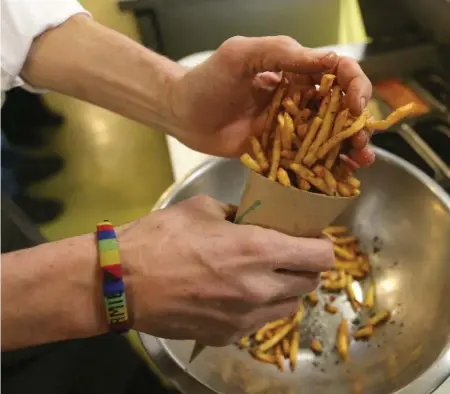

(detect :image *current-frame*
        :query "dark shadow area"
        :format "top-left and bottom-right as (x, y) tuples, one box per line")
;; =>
(1, 89), (65, 224)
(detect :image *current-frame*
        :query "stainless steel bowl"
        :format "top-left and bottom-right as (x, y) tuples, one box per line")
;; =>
(140, 147), (450, 394)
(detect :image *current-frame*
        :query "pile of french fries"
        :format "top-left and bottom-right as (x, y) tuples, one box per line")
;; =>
(237, 225), (391, 371)
(240, 73), (416, 197)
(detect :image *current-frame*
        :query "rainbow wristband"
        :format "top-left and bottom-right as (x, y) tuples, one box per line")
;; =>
(97, 221), (129, 334)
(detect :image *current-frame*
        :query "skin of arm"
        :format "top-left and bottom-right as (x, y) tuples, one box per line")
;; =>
(21, 14), (186, 138)
(1, 234), (110, 350)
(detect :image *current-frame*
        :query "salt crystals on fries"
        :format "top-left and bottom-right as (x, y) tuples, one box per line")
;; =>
(236, 226), (391, 371)
(240, 73), (417, 197)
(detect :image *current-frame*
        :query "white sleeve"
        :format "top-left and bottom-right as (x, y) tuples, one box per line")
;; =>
(1, 0), (92, 93)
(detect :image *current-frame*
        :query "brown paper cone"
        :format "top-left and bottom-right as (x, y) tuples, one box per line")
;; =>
(236, 170), (357, 237)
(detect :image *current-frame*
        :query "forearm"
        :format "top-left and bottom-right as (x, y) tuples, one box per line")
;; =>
(1, 233), (108, 350)
(21, 14), (186, 136)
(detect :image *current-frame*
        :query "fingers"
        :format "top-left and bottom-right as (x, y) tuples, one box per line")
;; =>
(182, 195), (234, 219)
(223, 36), (338, 76)
(332, 57), (372, 116)
(273, 270), (320, 299)
(348, 147), (376, 168)
(240, 226), (334, 273)
(253, 72), (282, 91)
(351, 130), (370, 150)
(339, 154), (360, 171)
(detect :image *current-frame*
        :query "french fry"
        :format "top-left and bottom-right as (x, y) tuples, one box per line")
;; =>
(250, 137), (269, 172)
(289, 163), (331, 195)
(334, 259), (360, 272)
(325, 109), (350, 170)
(250, 350), (277, 365)
(261, 79), (287, 149)
(296, 123), (308, 139)
(337, 182), (353, 197)
(259, 323), (294, 352)
(255, 318), (289, 342)
(282, 338), (290, 358)
(364, 281), (375, 309)
(320, 270), (334, 279)
(318, 94), (331, 118)
(268, 127), (282, 181)
(346, 176), (361, 189)
(240, 153), (262, 174)
(313, 165), (337, 194)
(282, 112), (295, 151)
(264, 331), (274, 340)
(289, 331), (300, 371)
(311, 338), (323, 354)
(333, 162), (353, 180)
(316, 110), (370, 159)
(306, 291), (319, 306)
(347, 268), (366, 280)
(292, 302), (305, 325)
(368, 311), (390, 327)
(366, 103), (416, 130)
(345, 275), (360, 313)
(289, 162), (313, 179)
(282, 97), (300, 118)
(298, 178), (311, 191)
(334, 245), (356, 260)
(332, 235), (358, 245)
(293, 117), (323, 163)
(337, 319), (349, 362)
(294, 108), (312, 125)
(239, 336), (250, 349)
(325, 303), (338, 314)
(322, 278), (345, 291)
(353, 325), (373, 340)
(275, 344), (285, 371)
(318, 74), (336, 97)
(281, 150), (296, 160)
(323, 226), (349, 235)
(359, 255), (371, 274)
(303, 87), (341, 167)
(277, 168), (292, 187)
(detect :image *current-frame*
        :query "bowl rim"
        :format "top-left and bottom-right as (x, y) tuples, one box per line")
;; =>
(145, 146), (450, 394)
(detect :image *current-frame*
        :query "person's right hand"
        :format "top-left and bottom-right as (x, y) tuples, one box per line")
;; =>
(118, 195), (333, 346)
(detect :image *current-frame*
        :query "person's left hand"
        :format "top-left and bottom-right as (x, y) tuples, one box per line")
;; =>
(170, 35), (374, 168)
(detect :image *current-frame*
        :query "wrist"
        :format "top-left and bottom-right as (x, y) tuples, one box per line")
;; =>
(115, 225), (138, 330)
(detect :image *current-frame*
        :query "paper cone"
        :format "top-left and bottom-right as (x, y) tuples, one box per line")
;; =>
(236, 170), (357, 237)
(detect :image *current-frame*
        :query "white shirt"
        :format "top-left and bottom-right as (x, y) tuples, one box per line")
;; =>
(1, 0), (90, 104)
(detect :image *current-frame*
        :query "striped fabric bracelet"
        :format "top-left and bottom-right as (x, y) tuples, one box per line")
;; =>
(96, 221), (129, 334)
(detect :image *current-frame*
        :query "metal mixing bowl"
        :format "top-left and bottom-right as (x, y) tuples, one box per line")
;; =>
(140, 147), (450, 394)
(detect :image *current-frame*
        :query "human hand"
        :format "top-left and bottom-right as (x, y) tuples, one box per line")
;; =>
(118, 196), (333, 346)
(171, 36), (374, 168)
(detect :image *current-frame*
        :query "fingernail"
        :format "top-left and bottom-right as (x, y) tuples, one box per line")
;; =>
(320, 51), (338, 67)
(360, 97), (367, 112)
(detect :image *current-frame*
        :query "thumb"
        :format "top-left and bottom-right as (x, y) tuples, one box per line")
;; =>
(224, 36), (338, 76)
